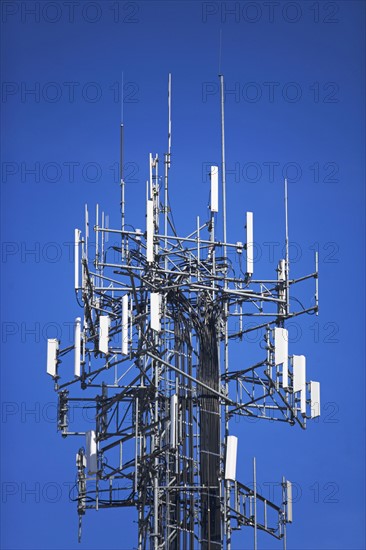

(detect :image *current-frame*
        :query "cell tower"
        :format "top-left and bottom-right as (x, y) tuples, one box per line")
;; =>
(47, 74), (321, 549)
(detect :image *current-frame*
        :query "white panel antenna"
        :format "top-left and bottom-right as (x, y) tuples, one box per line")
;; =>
(86, 430), (98, 474)
(149, 153), (153, 198)
(47, 338), (59, 377)
(76, 451), (86, 469)
(122, 294), (129, 356)
(278, 259), (286, 281)
(310, 381), (321, 418)
(105, 214), (109, 243)
(150, 292), (161, 332)
(74, 317), (81, 378)
(74, 229), (81, 290)
(210, 165), (219, 212)
(99, 315), (110, 355)
(146, 199), (154, 263)
(274, 327), (289, 389)
(85, 204), (89, 262)
(224, 435), (238, 481)
(246, 212), (254, 275)
(286, 481), (293, 522)
(170, 394), (178, 448)
(293, 355), (306, 415)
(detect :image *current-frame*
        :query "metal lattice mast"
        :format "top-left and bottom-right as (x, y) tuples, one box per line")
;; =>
(47, 74), (321, 550)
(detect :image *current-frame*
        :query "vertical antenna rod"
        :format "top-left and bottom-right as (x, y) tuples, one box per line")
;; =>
(120, 124), (125, 222)
(168, 73), (172, 161)
(164, 73), (172, 246)
(120, 73), (125, 258)
(220, 69), (231, 550)
(282, 476), (287, 550)
(219, 74), (227, 257)
(284, 178), (289, 315)
(254, 457), (257, 550)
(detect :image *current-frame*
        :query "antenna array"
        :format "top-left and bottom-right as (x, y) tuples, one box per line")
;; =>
(47, 74), (320, 549)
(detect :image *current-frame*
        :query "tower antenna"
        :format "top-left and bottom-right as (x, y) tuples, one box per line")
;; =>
(219, 29), (223, 75)
(120, 72), (125, 257)
(164, 73), (172, 253)
(219, 73), (227, 256)
(284, 177), (289, 315)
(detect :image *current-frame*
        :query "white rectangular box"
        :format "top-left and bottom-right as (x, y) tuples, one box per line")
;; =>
(146, 199), (154, 263)
(293, 355), (306, 415)
(99, 315), (110, 355)
(74, 229), (80, 290)
(310, 381), (321, 418)
(150, 292), (161, 332)
(246, 212), (253, 275)
(122, 294), (129, 356)
(210, 165), (219, 212)
(47, 338), (59, 377)
(170, 394), (178, 448)
(224, 435), (238, 481)
(74, 317), (81, 378)
(278, 259), (286, 281)
(86, 430), (98, 474)
(76, 451), (86, 469)
(274, 327), (289, 389)
(286, 481), (293, 523)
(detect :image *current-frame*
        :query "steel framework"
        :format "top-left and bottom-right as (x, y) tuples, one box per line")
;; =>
(47, 74), (321, 549)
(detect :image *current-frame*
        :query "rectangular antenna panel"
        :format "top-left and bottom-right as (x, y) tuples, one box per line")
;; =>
(286, 481), (293, 523)
(210, 165), (219, 212)
(293, 355), (306, 415)
(105, 214), (109, 242)
(246, 212), (254, 275)
(170, 394), (178, 448)
(310, 381), (321, 418)
(74, 229), (80, 290)
(150, 292), (161, 332)
(74, 317), (81, 378)
(274, 327), (289, 389)
(85, 204), (89, 237)
(122, 294), (129, 356)
(278, 259), (286, 281)
(47, 338), (59, 377)
(76, 451), (86, 469)
(149, 153), (153, 198)
(224, 435), (238, 481)
(99, 315), (110, 355)
(86, 430), (98, 474)
(146, 199), (154, 263)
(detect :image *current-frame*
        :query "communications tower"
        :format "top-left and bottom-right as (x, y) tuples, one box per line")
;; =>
(47, 74), (321, 549)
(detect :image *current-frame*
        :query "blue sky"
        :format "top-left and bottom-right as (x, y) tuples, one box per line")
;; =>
(1, 1), (365, 549)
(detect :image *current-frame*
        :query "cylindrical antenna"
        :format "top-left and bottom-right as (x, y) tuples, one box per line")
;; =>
(120, 73), (125, 258)
(95, 204), (99, 282)
(219, 29), (222, 75)
(219, 74), (227, 260)
(168, 73), (172, 163)
(315, 250), (319, 315)
(84, 204), (89, 263)
(149, 153), (153, 199)
(164, 74), (172, 272)
(253, 457), (257, 550)
(120, 123), (125, 217)
(282, 476), (287, 550)
(284, 178), (290, 315)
